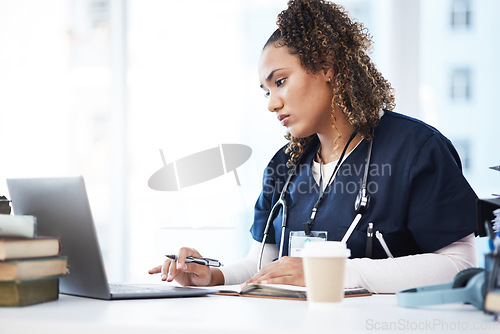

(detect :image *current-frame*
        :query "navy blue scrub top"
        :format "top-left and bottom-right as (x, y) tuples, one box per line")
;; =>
(250, 110), (478, 259)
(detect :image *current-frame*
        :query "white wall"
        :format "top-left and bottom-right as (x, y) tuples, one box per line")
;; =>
(1, 0), (496, 281)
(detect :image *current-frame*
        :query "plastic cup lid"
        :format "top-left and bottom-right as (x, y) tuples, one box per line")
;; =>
(302, 241), (351, 258)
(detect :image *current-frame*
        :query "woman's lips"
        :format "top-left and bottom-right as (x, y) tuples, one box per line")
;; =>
(277, 114), (290, 126)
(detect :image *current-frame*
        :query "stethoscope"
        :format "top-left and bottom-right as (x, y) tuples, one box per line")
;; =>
(257, 130), (374, 271)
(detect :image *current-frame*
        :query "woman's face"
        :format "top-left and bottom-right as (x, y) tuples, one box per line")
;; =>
(258, 45), (334, 138)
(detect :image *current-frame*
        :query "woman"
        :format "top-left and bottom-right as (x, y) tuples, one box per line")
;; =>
(149, 0), (478, 293)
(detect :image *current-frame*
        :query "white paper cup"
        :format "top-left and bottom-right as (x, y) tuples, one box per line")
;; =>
(302, 241), (350, 304)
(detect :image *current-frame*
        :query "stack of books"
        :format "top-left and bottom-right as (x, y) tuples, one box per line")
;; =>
(0, 212), (68, 307)
(0, 195), (11, 215)
(484, 176), (500, 319)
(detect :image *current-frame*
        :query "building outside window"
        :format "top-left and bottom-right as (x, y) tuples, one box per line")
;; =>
(450, 67), (472, 101)
(451, 0), (472, 30)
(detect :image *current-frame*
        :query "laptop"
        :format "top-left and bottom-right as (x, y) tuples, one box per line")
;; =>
(6, 176), (216, 300)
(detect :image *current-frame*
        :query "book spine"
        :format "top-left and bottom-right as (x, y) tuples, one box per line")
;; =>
(0, 214), (36, 238)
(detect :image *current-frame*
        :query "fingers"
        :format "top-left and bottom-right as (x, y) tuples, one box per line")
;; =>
(175, 247), (203, 271)
(173, 247), (212, 286)
(148, 265), (162, 275)
(244, 256), (305, 287)
(162, 249), (194, 282)
(248, 266), (284, 285)
(252, 273), (295, 285)
(164, 258), (177, 281)
(148, 247), (212, 286)
(148, 260), (177, 282)
(244, 261), (280, 285)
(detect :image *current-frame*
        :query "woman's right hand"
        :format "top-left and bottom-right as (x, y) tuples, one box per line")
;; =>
(148, 247), (215, 287)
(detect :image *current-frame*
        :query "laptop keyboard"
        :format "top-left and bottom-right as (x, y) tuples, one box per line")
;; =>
(109, 283), (176, 294)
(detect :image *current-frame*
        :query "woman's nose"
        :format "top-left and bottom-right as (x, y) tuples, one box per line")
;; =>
(267, 93), (283, 113)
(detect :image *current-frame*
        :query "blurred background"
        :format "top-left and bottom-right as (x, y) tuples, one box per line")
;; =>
(1, 0), (499, 282)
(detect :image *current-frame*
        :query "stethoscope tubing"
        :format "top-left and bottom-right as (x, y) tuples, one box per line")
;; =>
(257, 167), (296, 271)
(257, 198), (283, 271)
(257, 133), (374, 271)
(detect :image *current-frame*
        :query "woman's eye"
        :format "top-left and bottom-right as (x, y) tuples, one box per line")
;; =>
(262, 78), (285, 98)
(276, 78), (286, 87)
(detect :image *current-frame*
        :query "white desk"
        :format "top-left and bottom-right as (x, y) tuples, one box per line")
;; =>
(0, 293), (498, 334)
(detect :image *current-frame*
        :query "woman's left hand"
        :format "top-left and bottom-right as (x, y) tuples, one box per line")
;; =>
(244, 256), (305, 286)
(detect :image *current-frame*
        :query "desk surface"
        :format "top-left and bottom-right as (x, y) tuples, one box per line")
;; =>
(1, 293), (498, 334)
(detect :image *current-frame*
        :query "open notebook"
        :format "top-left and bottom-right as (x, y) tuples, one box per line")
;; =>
(213, 284), (371, 300)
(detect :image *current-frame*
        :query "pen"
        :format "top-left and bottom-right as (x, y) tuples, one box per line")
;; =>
(485, 221), (496, 251)
(365, 222), (373, 258)
(375, 231), (394, 258)
(165, 254), (223, 267)
(340, 213), (362, 243)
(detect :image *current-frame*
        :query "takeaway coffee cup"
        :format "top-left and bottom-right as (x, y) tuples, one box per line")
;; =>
(302, 241), (351, 303)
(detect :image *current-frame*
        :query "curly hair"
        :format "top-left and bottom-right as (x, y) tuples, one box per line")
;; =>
(264, 0), (395, 167)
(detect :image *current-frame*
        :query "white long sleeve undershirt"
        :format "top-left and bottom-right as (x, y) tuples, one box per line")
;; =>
(222, 114), (478, 293)
(218, 233), (478, 294)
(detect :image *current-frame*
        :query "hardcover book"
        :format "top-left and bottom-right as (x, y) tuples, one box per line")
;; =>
(0, 278), (59, 307)
(0, 196), (11, 215)
(0, 214), (36, 238)
(0, 256), (68, 281)
(0, 237), (61, 260)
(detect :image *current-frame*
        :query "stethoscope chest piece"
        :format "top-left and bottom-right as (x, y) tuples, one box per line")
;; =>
(355, 188), (370, 214)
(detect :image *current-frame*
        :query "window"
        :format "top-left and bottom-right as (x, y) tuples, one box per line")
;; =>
(89, 0), (109, 28)
(452, 139), (471, 172)
(451, 0), (472, 30)
(450, 68), (472, 101)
